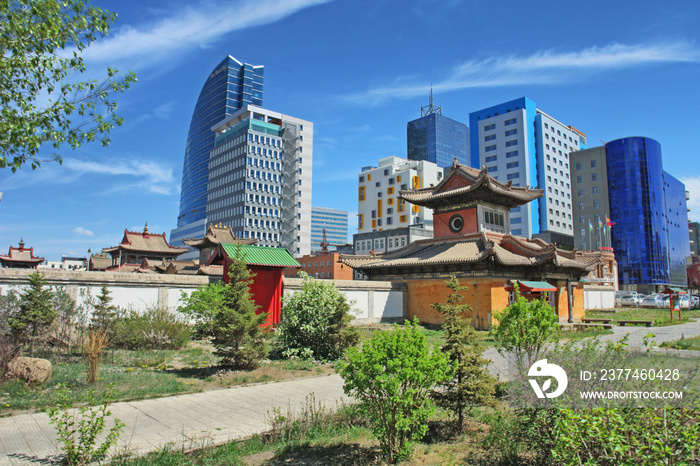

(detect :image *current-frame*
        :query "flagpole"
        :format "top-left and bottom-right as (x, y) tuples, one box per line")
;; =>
(589, 221), (592, 251)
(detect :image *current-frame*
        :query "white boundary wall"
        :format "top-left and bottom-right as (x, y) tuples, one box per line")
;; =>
(0, 270), (407, 323)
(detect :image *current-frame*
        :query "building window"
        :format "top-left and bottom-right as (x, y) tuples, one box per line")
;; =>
(592, 174), (597, 181)
(485, 145), (497, 152)
(505, 140), (518, 147)
(359, 186), (366, 200)
(578, 189), (583, 196)
(591, 160), (597, 167)
(487, 166), (498, 172)
(485, 155), (497, 163)
(507, 173), (519, 180)
(505, 118), (517, 126)
(484, 123), (495, 131)
(577, 176), (582, 183)
(485, 134), (496, 141)
(592, 187), (598, 194)
(506, 150), (518, 158)
(579, 202), (584, 210)
(593, 200), (599, 208)
(505, 129), (517, 136)
(506, 162), (519, 169)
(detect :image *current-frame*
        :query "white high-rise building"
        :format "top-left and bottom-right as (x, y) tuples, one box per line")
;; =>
(469, 97), (586, 246)
(207, 105), (312, 256)
(354, 156), (442, 256)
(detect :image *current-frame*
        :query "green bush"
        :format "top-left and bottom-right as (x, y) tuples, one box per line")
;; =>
(340, 319), (450, 463)
(110, 307), (190, 350)
(177, 282), (224, 338)
(277, 272), (358, 360)
(490, 285), (558, 371)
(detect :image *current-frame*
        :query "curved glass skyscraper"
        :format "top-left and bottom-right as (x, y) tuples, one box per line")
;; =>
(177, 56), (264, 228)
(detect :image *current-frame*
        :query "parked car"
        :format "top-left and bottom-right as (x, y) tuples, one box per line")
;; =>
(620, 293), (642, 307)
(616, 291), (636, 307)
(691, 294), (700, 309)
(640, 294), (665, 308)
(679, 295), (690, 309)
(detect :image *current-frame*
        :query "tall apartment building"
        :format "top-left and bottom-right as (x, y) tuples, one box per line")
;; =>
(355, 156), (442, 255)
(570, 137), (690, 291)
(206, 105), (313, 257)
(469, 97), (586, 245)
(690, 221), (700, 258)
(407, 90), (469, 168)
(311, 207), (349, 252)
(171, 56), (264, 259)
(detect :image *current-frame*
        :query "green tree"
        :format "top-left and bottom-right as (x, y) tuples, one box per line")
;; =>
(89, 285), (117, 330)
(10, 272), (57, 356)
(52, 286), (78, 351)
(490, 285), (558, 371)
(211, 244), (268, 369)
(277, 272), (359, 360)
(0, 0), (137, 171)
(431, 276), (495, 428)
(177, 282), (224, 338)
(340, 319), (451, 463)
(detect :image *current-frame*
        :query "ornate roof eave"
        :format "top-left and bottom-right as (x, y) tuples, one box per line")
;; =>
(399, 165), (543, 210)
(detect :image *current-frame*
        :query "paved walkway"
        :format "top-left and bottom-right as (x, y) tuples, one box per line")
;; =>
(1, 318), (699, 465)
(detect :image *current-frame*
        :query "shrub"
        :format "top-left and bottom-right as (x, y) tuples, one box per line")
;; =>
(177, 282), (224, 338)
(52, 286), (78, 352)
(83, 329), (108, 384)
(490, 285), (558, 371)
(211, 244), (268, 369)
(49, 383), (125, 465)
(431, 276), (495, 428)
(340, 319), (450, 463)
(277, 272), (358, 360)
(110, 307), (190, 350)
(0, 289), (20, 379)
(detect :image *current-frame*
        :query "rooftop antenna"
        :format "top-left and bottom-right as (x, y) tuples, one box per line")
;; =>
(420, 84), (442, 117)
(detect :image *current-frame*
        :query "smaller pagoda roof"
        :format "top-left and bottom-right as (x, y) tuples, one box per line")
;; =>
(103, 223), (187, 256)
(219, 243), (301, 268)
(505, 280), (558, 292)
(399, 160), (543, 210)
(0, 239), (44, 266)
(184, 223), (257, 250)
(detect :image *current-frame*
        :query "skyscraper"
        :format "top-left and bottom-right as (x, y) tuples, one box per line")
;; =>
(407, 90), (469, 168)
(207, 105), (313, 257)
(171, 56), (263, 257)
(469, 97), (586, 244)
(311, 207), (349, 252)
(570, 137), (690, 291)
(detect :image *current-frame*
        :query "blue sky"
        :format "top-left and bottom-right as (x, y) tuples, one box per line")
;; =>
(2, 0), (700, 261)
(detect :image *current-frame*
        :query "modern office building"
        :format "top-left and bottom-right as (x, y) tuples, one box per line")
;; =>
(356, 156), (442, 234)
(469, 97), (586, 245)
(311, 207), (349, 252)
(206, 105), (313, 257)
(407, 90), (469, 168)
(571, 137), (690, 291)
(171, 56), (264, 259)
(690, 221), (700, 258)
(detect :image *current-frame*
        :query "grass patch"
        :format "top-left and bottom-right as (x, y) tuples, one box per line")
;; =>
(661, 334), (700, 351)
(356, 323), (495, 349)
(555, 327), (614, 340)
(586, 308), (700, 327)
(0, 342), (334, 415)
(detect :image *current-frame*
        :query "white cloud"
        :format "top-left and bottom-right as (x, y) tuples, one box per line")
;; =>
(63, 158), (178, 195)
(73, 227), (94, 237)
(80, 0), (331, 71)
(343, 42), (700, 105)
(682, 176), (700, 222)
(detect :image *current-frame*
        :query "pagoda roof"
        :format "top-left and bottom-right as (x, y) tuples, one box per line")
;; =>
(184, 223), (257, 250)
(219, 243), (301, 268)
(104, 226), (187, 256)
(341, 231), (599, 276)
(0, 240), (44, 266)
(399, 160), (543, 210)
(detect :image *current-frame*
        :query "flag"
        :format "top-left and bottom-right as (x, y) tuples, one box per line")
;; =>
(598, 219), (603, 229)
(589, 221), (593, 231)
(606, 217), (616, 227)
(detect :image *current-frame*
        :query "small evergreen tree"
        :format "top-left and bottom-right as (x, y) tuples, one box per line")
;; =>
(277, 272), (359, 360)
(10, 272), (56, 356)
(432, 276), (495, 428)
(211, 244), (268, 369)
(90, 285), (117, 330)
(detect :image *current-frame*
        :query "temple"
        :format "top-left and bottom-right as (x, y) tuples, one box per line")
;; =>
(342, 160), (600, 328)
(184, 223), (257, 275)
(103, 223), (188, 272)
(0, 239), (44, 269)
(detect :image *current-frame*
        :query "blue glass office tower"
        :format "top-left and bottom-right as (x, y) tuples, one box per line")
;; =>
(177, 56), (263, 228)
(407, 93), (469, 169)
(606, 137), (689, 288)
